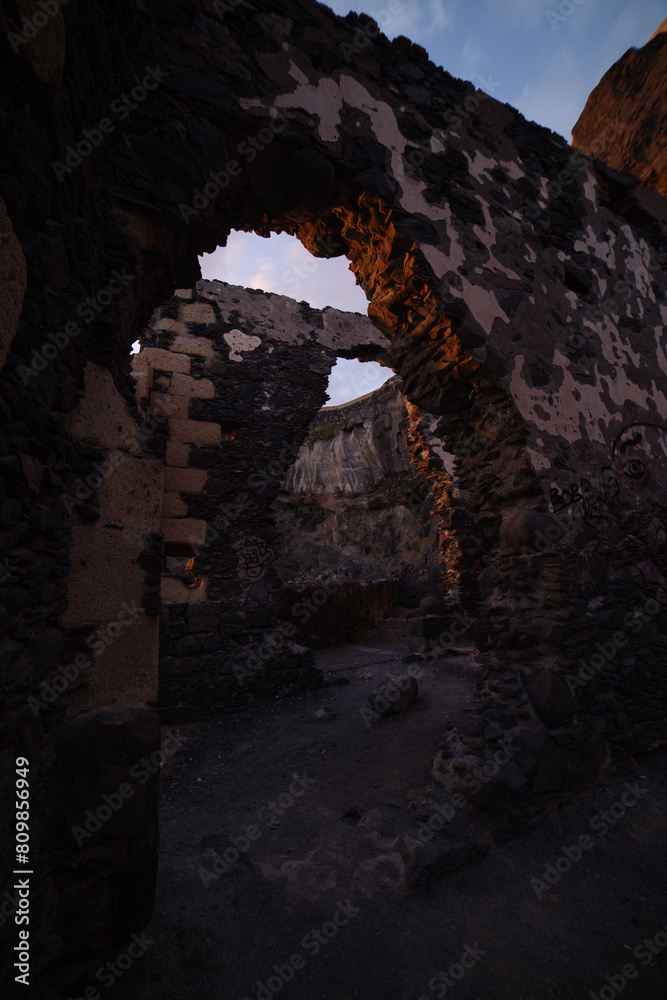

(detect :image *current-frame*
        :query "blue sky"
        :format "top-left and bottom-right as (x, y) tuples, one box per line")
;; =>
(200, 0), (666, 403)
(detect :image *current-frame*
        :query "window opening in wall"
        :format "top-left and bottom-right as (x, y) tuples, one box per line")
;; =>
(200, 229), (394, 404)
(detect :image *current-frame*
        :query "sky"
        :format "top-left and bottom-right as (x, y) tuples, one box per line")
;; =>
(199, 0), (666, 404)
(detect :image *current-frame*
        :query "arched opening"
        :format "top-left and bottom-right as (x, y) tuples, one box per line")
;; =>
(6, 7), (667, 994)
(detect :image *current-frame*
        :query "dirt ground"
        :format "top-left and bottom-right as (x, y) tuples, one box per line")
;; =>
(114, 612), (667, 1000)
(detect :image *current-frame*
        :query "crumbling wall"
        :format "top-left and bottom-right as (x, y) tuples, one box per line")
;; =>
(134, 279), (394, 719)
(1, 0), (667, 992)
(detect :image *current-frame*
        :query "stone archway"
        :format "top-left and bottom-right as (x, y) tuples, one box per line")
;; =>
(2, 2), (667, 994)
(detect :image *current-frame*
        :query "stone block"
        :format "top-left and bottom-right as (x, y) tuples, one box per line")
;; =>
(154, 317), (188, 336)
(174, 288), (193, 299)
(68, 362), (142, 454)
(64, 526), (146, 626)
(140, 348), (191, 374)
(0, 195), (27, 372)
(407, 615), (448, 638)
(178, 302), (216, 325)
(162, 492), (188, 517)
(521, 669), (574, 728)
(186, 602), (221, 632)
(150, 393), (189, 419)
(88, 615), (159, 708)
(368, 675), (418, 715)
(100, 454), (163, 532)
(166, 441), (190, 468)
(532, 739), (569, 793)
(170, 418), (221, 446)
(170, 373), (215, 399)
(500, 508), (558, 553)
(160, 518), (207, 545)
(172, 334), (215, 358)
(161, 577), (208, 603)
(131, 353), (152, 400)
(164, 467), (208, 493)
(48, 706), (161, 848)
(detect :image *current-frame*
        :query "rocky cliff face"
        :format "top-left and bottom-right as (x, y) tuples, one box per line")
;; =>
(274, 377), (449, 604)
(572, 28), (667, 198)
(284, 376), (413, 495)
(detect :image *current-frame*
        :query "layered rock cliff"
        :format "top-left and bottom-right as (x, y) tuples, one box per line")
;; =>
(572, 27), (667, 198)
(273, 377), (451, 604)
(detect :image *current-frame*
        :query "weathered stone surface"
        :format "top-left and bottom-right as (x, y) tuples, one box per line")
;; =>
(2, 2), (667, 992)
(400, 836), (483, 885)
(500, 509), (558, 554)
(0, 195), (27, 372)
(407, 616), (448, 638)
(63, 527), (146, 626)
(573, 30), (667, 199)
(368, 675), (418, 715)
(521, 669), (574, 729)
(284, 376), (414, 495)
(68, 363), (142, 455)
(274, 376), (445, 598)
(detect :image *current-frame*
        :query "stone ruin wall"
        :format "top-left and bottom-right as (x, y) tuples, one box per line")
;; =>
(1, 0), (666, 993)
(134, 279), (435, 718)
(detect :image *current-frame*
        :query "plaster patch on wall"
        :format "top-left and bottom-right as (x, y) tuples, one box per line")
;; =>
(459, 277), (509, 334)
(527, 446), (551, 472)
(582, 169), (598, 207)
(574, 226), (616, 265)
(421, 231), (465, 276)
(288, 60), (309, 85)
(473, 196), (521, 281)
(501, 159), (524, 180)
(274, 75), (343, 143)
(619, 225), (654, 301)
(655, 328), (667, 377)
(224, 329), (262, 361)
(467, 150), (496, 183)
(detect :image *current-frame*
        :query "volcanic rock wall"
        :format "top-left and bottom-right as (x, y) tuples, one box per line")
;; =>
(1, 0), (667, 993)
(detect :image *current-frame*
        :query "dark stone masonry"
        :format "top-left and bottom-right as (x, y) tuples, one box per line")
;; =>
(0, 1), (665, 995)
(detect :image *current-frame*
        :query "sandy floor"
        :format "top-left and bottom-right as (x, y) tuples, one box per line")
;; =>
(113, 614), (667, 1000)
